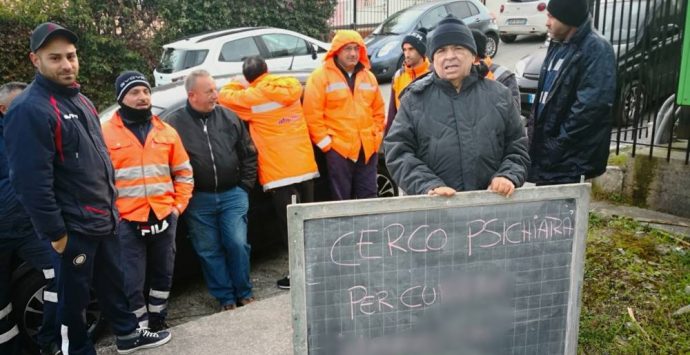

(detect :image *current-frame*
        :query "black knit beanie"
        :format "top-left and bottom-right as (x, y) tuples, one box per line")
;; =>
(115, 71), (151, 105)
(471, 29), (488, 58)
(402, 28), (428, 57)
(429, 15), (477, 59)
(547, 0), (589, 27)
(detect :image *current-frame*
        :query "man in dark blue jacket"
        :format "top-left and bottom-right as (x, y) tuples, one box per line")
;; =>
(528, 0), (616, 185)
(3, 22), (171, 354)
(0, 82), (61, 355)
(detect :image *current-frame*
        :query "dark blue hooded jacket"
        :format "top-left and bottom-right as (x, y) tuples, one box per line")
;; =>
(3, 74), (118, 241)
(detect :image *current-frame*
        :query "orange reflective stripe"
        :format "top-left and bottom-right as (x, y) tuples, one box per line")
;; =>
(171, 161), (192, 173)
(262, 171), (320, 191)
(114, 164), (170, 181)
(326, 82), (349, 93)
(251, 101), (283, 113)
(358, 82), (375, 91)
(117, 182), (174, 198)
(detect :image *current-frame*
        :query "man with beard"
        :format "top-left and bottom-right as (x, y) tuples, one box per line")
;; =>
(3, 22), (171, 354)
(384, 15), (529, 197)
(102, 71), (193, 332)
(387, 27), (430, 132)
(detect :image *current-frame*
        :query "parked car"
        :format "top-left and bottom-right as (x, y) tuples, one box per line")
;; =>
(153, 27), (330, 86)
(514, 0), (683, 126)
(364, 0), (499, 81)
(12, 70), (398, 354)
(497, 0), (549, 43)
(10, 258), (101, 354)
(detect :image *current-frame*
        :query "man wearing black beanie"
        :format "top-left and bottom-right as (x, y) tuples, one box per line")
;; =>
(387, 27), (430, 132)
(527, 0), (617, 185)
(385, 15), (529, 200)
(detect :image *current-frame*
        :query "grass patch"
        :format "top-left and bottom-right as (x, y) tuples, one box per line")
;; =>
(607, 153), (629, 167)
(579, 214), (690, 353)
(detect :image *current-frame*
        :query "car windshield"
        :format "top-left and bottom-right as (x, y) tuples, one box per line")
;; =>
(373, 8), (425, 35)
(157, 48), (208, 74)
(597, 2), (647, 44)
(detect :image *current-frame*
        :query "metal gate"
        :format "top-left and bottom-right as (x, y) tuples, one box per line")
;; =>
(593, 0), (689, 163)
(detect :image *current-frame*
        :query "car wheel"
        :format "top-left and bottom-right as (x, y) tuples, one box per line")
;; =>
(12, 270), (102, 353)
(620, 80), (646, 126)
(376, 165), (397, 198)
(500, 34), (517, 43)
(485, 33), (499, 58)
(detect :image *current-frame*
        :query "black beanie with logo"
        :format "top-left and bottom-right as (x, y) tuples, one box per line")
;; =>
(402, 28), (428, 57)
(115, 71), (151, 105)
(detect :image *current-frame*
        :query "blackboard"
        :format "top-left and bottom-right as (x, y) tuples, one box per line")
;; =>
(288, 184), (590, 355)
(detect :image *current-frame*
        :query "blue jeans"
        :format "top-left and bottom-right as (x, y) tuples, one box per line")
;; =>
(185, 187), (253, 306)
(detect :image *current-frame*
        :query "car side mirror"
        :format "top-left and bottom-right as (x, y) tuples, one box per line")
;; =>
(310, 43), (318, 60)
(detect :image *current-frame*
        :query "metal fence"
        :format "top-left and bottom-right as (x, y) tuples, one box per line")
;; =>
(592, 0), (689, 163)
(329, 0), (433, 30)
(327, 0), (689, 163)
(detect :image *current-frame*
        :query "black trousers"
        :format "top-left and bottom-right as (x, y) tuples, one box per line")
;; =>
(269, 180), (315, 243)
(0, 219), (58, 354)
(56, 232), (138, 355)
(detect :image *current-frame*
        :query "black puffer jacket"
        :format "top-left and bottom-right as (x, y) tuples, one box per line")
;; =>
(528, 18), (616, 184)
(166, 103), (257, 193)
(384, 69), (530, 195)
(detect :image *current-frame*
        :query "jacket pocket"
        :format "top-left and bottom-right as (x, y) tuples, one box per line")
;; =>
(152, 134), (175, 154)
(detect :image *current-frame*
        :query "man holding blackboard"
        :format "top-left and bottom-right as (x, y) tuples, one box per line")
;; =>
(384, 15), (530, 197)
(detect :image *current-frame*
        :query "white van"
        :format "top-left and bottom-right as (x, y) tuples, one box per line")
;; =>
(153, 27), (330, 86)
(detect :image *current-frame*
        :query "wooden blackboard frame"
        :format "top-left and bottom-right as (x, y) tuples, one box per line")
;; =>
(288, 183), (591, 355)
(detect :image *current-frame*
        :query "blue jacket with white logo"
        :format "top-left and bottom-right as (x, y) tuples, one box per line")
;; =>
(3, 74), (118, 241)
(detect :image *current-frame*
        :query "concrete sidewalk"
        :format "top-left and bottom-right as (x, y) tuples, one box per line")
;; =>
(100, 293), (293, 355)
(99, 200), (689, 355)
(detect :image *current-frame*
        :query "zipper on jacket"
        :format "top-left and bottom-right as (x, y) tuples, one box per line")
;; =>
(202, 119), (219, 192)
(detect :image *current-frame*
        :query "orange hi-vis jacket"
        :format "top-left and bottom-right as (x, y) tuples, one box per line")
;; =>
(303, 30), (385, 163)
(102, 112), (193, 222)
(218, 73), (319, 191)
(391, 57), (430, 109)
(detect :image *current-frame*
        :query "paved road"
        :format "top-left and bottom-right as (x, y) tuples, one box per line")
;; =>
(379, 35), (546, 113)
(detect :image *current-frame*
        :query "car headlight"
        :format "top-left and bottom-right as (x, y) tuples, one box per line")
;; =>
(377, 40), (399, 58)
(515, 58), (527, 78)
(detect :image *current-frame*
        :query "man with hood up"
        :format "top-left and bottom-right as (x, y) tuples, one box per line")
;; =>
(303, 30), (385, 201)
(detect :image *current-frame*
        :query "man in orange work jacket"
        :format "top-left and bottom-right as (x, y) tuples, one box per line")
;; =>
(218, 56), (319, 290)
(303, 30), (385, 200)
(102, 71), (193, 332)
(387, 27), (430, 133)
